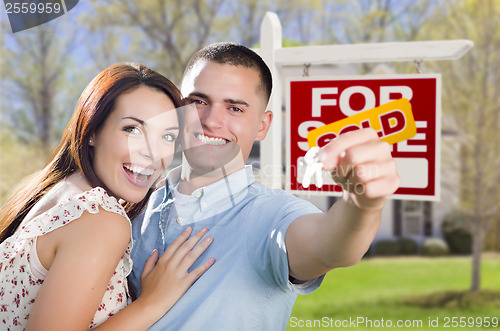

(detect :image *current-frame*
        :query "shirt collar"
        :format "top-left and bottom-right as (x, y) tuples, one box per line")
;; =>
(164, 165), (255, 208)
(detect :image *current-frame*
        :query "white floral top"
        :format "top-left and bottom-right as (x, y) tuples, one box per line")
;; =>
(0, 187), (133, 330)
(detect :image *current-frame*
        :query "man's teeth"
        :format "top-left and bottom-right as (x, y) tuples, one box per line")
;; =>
(124, 164), (154, 176)
(196, 133), (228, 145)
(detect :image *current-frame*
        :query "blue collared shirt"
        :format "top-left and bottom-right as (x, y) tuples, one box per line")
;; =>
(129, 165), (324, 331)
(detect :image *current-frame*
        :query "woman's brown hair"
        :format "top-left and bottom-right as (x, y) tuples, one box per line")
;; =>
(0, 63), (182, 243)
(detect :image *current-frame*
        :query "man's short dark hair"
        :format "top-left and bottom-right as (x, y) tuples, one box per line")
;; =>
(183, 42), (273, 102)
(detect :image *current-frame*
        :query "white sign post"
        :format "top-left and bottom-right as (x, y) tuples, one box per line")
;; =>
(257, 11), (473, 199)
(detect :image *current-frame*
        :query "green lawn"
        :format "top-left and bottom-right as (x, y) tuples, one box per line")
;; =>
(288, 255), (500, 330)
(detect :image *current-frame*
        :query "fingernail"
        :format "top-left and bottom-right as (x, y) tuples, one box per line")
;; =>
(151, 249), (157, 256)
(205, 236), (213, 242)
(201, 227), (208, 233)
(184, 226), (192, 232)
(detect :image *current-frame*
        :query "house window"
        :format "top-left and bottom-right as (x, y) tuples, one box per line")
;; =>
(402, 201), (423, 237)
(393, 200), (432, 238)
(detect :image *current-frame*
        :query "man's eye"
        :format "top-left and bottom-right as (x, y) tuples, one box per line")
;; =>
(229, 106), (243, 113)
(191, 98), (206, 105)
(123, 126), (140, 134)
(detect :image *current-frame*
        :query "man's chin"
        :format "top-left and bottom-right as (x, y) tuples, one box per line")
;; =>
(182, 142), (243, 176)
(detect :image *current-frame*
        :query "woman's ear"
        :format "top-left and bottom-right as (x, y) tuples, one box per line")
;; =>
(89, 134), (95, 146)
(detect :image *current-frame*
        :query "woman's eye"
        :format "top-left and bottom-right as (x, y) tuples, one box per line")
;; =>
(162, 133), (177, 142)
(123, 126), (140, 134)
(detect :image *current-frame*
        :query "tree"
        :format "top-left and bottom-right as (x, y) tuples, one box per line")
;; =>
(1, 20), (77, 150)
(83, 0), (227, 85)
(81, 0), (325, 83)
(318, 0), (439, 73)
(424, 0), (500, 291)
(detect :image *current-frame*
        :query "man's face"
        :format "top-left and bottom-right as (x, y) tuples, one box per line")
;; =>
(180, 60), (272, 174)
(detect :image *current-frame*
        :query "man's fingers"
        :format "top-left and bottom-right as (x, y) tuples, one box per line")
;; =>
(333, 165), (399, 196)
(334, 141), (392, 178)
(353, 159), (398, 183)
(361, 173), (400, 199)
(330, 139), (392, 181)
(317, 128), (380, 171)
(309, 127), (399, 210)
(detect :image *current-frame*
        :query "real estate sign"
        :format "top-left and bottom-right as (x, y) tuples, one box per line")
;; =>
(286, 74), (441, 201)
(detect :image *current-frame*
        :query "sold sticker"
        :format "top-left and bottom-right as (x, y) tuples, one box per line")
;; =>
(307, 98), (416, 148)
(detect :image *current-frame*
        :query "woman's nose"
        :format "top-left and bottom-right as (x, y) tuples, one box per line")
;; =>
(128, 133), (159, 164)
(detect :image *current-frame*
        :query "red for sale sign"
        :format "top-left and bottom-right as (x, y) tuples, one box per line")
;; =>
(285, 74), (441, 201)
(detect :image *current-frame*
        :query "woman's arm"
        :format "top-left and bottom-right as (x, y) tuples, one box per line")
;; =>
(26, 209), (213, 330)
(93, 226), (214, 330)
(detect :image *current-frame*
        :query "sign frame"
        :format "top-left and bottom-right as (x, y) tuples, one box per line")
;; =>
(285, 74), (442, 201)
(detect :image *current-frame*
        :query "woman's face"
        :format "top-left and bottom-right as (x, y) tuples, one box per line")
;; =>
(91, 85), (179, 203)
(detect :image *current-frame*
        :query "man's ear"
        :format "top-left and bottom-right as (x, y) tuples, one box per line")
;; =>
(255, 110), (273, 141)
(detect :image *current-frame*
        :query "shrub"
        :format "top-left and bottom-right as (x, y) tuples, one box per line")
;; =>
(441, 210), (473, 232)
(441, 210), (473, 254)
(398, 237), (418, 255)
(374, 240), (400, 256)
(422, 238), (449, 256)
(402, 290), (500, 308)
(443, 228), (472, 254)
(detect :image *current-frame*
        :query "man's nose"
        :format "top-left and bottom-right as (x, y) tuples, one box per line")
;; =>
(200, 104), (224, 129)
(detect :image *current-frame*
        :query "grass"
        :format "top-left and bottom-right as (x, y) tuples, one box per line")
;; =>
(287, 255), (500, 330)
(2, 134), (500, 331)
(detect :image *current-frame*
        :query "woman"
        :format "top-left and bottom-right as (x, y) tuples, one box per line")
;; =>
(0, 63), (214, 330)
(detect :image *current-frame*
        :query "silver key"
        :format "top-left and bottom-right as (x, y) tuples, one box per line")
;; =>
(301, 147), (324, 188)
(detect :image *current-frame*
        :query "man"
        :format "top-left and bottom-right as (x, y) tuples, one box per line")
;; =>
(129, 42), (399, 330)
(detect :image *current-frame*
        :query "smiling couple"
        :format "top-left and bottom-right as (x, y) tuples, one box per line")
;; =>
(0, 42), (399, 331)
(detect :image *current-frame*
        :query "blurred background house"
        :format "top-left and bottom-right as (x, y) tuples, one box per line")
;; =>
(2, 0), (499, 258)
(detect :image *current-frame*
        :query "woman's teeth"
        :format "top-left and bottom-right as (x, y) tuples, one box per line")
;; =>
(124, 164), (154, 176)
(196, 133), (228, 145)
(124, 164), (154, 183)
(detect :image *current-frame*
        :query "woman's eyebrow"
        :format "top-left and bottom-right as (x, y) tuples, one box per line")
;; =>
(124, 117), (179, 131)
(123, 116), (145, 125)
